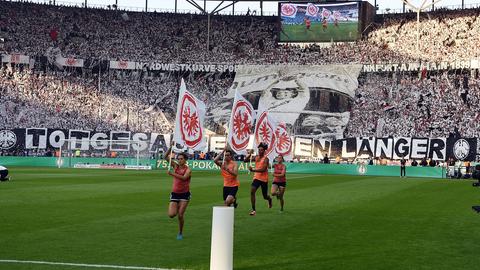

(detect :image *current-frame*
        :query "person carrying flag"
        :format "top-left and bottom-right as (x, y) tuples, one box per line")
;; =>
(214, 149), (239, 208)
(165, 146), (192, 240)
(245, 142), (273, 216)
(166, 78), (205, 240)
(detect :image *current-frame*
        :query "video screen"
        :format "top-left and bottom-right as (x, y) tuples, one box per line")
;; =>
(279, 2), (359, 42)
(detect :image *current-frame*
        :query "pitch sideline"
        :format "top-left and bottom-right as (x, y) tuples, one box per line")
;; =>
(0, 259), (187, 270)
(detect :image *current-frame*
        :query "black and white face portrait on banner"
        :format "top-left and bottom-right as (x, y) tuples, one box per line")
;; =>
(206, 64), (362, 140)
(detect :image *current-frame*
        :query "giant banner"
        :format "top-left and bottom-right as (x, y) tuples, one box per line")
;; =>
(0, 129), (477, 161)
(207, 64), (363, 140)
(0, 128), (169, 153)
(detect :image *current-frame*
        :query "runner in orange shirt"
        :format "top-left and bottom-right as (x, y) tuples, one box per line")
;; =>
(214, 149), (239, 207)
(322, 17), (328, 32)
(245, 142), (272, 216)
(271, 155), (287, 212)
(165, 147), (192, 240)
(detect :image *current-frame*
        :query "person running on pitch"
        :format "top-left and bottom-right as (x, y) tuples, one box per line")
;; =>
(245, 142), (272, 216)
(271, 155), (287, 212)
(214, 149), (239, 207)
(165, 146), (192, 240)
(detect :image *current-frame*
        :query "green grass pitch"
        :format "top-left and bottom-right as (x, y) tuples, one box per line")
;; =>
(280, 22), (359, 42)
(1, 167), (480, 270)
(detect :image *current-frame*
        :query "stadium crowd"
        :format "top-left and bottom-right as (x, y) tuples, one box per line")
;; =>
(2, 1), (480, 64)
(0, 65), (232, 132)
(1, 1), (480, 139)
(346, 71), (480, 138)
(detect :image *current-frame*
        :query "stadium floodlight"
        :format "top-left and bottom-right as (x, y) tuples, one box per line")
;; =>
(400, 0), (443, 52)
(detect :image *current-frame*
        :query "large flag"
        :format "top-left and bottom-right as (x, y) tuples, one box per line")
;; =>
(280, 3), (298, 18)
(254, 103), (278, 160)
(306, 3), (319, 17)
(274, 122), (294, 161)
(322, 8), (332, 19)
(173, 79), (206, 151)
(227, 90), (255, 154)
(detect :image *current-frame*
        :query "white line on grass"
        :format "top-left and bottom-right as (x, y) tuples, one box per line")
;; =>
(0, 259), (186, 270)
(286, 174), (323, 180)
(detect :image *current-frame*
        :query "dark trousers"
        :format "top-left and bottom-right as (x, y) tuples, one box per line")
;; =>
(400, 167), (406, 177)
(0, 170), (8, 181)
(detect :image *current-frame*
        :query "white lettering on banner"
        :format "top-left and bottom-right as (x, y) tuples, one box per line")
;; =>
(341, 140), (356, 158)
(69, 130), (91, 150)
(312, 139), (331, 157)
(49, 130), (66, 148)
(294, 137), (312, 157)
(151, 133), (168, 152)
(210, 136), (227, 153)
(374, 138), (393, 159)
(362, 60), (475, 73)
(90, 133), (109, 149)
(410, 138), (429, 159)
(356, 137), (375, 158)
(128, 62), (236, 72)
(25, 128), (47, 149)
(110, 131), (131, 151)
(429, 138), (446, 161)
(16, 129), (167, 153)
(132, 133), (149, 151)
(393, 137), (411, 160)
(12, 128), (474, 161)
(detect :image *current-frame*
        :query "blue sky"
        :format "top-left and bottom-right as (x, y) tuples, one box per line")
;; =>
(21, 0), (480, 14)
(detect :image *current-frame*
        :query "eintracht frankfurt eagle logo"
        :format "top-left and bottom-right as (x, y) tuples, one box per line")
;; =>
(274, 123), (292, 156)
(0, 130), (17, 149)
(179, 93), (202, 148)
(453, 139), (470, 160)
(231, 101), (254, 151)
(255, 112), (276, 156)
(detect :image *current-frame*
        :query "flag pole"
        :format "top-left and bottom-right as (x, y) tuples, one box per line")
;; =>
(221, 133), (228, 167)
(168, 78), (182, 172)
(167, 140), (175, 171)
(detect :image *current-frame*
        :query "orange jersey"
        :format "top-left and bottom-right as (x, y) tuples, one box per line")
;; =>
(221, 161), (239, 187)
(273, 163), (286, 183)
(172, 165), (190, 193)
(253, 156), (269, 182)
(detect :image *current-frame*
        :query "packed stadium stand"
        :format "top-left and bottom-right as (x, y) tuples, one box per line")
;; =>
(1, 1), (480, 138)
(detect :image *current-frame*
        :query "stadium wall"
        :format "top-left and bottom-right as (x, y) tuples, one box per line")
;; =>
(158, 160), (444, 178)
(0, 157), (445, 178)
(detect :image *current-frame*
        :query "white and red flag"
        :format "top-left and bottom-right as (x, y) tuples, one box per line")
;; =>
(306, 3), (319, 17)
(322, 8), (332, 19)
(333, 10), (342, 20)
(254, 103), (278, 160)
(274, 122), (293, 161)
(280, 3), (298, 18)
(227, 90), (256, 154)
(173, 79), (206, 151)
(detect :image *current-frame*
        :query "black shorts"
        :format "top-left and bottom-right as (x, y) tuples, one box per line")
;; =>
(223, 186), (238, 201)
(272, 182), (286, 187)
(251, 179), (270, 199)
(170, 192), (191, 202)
(251, 179), (268, 190)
